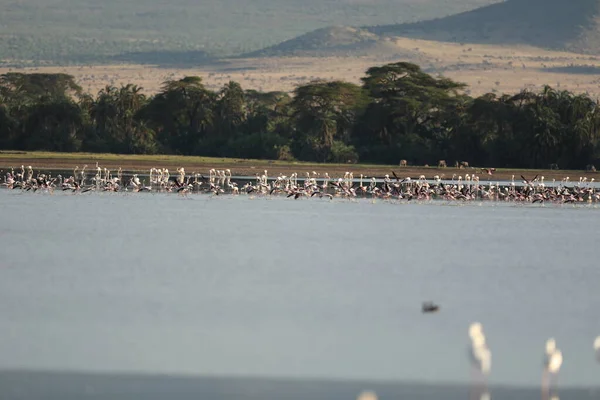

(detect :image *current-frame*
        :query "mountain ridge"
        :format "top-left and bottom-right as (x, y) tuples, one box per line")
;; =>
(368, 0), (600, 53)
(0, 0), (498, 64)
(244, 26), (405, 57)
(249, 0), (600, 56)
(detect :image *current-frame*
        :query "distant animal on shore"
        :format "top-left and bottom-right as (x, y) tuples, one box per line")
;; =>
(399, 159), (407, 167)
(438, 160), (447, 168)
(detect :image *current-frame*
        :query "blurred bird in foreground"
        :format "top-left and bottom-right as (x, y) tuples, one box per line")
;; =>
(468, 322), (492, 400)
(542, 338), (563, 400)
(356, 390), (377, 400)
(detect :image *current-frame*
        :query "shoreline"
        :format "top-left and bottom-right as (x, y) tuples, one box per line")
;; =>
(0, 368), (598, 392)
(0, 151), (596, 181)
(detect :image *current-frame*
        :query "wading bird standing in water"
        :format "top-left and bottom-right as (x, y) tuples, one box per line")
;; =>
(468, 322), (491, 400)
(542, 338), (563, 400)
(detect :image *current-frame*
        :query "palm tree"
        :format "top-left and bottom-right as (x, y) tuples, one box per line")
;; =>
(91, 84), (153, 153)
(217, 81), (246, 137)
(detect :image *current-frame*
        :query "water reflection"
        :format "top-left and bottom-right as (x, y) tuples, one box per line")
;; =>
(469, 387), (491, 400)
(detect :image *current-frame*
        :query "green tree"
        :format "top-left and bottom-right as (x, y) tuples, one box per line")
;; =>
(0, 73), (84, 151)
(216, 81), (246, 138)
(91, 84), (156, 154)
(141, 76), (215, 154)
(0, 73), (81, 103)
(20, 99), (83, 151)
(291, 80), (367, 161)
(357, 62), (466, 164)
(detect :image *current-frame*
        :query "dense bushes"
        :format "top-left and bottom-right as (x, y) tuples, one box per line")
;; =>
(1, 62), (600, 169)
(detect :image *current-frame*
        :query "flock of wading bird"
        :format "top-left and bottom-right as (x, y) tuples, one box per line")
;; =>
(2, 164), (600, 204)
(354, 327), (600, 400)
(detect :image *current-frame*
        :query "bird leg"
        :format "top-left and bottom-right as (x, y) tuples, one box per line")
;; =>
(541, 370), (550, 400)
(469, 368), (486, 400)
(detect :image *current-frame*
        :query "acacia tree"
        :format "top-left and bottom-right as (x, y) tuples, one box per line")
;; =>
(21, 100), (83, 151)
(140, 76), (215, 154)
(224, 90), (294, 160)
(291, 80), (367, 162)
(357, 62), (466, 164)
(244, 90), (291, 133)
(0, 72), (84, 150)
(0, 73), (81, 102)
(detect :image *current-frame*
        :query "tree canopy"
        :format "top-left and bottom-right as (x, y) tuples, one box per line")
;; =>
(1, 62), (599, 169)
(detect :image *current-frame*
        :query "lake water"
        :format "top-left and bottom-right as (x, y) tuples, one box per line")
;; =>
(0, 190), (599, 398)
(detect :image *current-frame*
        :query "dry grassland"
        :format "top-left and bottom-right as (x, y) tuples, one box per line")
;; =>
(2, 37), (600, 97)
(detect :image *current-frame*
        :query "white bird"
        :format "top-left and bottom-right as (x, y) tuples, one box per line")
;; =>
(542, 338), (563, 397)
(468, 322), (492, 375)
(544, 338), (563, 374)
(468, 322), (491, 400)
(469, 322), (483, 339)
(470, 335), (492, 375)
(594, 336), (600, 362)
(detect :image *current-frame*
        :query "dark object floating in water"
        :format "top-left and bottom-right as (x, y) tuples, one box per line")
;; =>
(422, 301), (440, 313)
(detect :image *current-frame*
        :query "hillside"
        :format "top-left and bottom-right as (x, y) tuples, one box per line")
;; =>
(13, 36), (600, 100)
(0, 0), (496, 65)
(368, 0), (600, 54)
(245, 26), (411, 57)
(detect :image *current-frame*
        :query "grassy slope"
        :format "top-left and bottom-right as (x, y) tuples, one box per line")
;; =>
(0, 151), (593, 181)
(0, 0), (496, 64)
